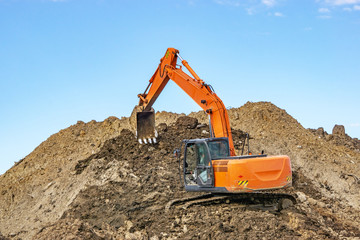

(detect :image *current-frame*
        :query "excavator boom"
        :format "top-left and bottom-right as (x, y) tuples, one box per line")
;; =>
(133, 48), (235, 155)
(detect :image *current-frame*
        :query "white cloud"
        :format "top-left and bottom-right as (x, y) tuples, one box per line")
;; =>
(324, 0), (360, 5)
(213, 0), (241, 7)
(318, 15), (332, 18)
(318, 7), (331, 12)
(246, 8), (255, 15)
(350, 123), (360, 127)
(341, 4), (360, 10)
(304, 27), (313, 31)
(274, 12), (284, 16)
(262, 0), (276, 7)
(187, 0), (196, 6)
(214, 0), (281, 14)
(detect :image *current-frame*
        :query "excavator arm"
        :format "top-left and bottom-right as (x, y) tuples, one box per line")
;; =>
(133, 48), (235, 156)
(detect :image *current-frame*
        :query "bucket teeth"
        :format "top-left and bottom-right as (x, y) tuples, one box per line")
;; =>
(139, 137), (157, 144)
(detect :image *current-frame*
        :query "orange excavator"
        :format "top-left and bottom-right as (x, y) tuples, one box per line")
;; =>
(132, 48), (294, 208)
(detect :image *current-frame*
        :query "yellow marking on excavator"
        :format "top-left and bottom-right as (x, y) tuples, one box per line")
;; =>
(238, 180), (249, 187)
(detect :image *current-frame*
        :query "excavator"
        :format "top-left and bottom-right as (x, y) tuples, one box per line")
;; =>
(131, 48), (295, 210)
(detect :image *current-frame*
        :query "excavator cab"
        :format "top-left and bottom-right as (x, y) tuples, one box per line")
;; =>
(183, 138), (231, 191)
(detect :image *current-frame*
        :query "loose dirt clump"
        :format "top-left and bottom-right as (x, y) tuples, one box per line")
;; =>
(0, 232), (10, 240)
(1, 102), (360, 239)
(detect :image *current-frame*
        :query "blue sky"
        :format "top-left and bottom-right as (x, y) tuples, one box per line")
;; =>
(1, 0), (359, 175)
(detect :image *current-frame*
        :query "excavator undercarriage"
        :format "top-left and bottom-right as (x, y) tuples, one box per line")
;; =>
(165, 192), (296, 213)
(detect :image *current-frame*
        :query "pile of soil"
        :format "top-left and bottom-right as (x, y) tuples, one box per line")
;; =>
(309, 125), (360, 151)
(1, 102), (359, 239)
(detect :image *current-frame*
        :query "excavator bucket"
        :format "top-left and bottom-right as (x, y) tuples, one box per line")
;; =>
(136, 111), (156, 144)
(130, 106), (157, 144)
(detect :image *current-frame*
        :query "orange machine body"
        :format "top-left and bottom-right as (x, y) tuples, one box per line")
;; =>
(212, 155), (292, 192)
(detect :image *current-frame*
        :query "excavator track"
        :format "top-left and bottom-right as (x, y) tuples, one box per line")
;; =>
(165, 192), (296, 213)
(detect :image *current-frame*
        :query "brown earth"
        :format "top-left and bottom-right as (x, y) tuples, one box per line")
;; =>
(0, 101), (359, 239)
(308, 125), (360, 152)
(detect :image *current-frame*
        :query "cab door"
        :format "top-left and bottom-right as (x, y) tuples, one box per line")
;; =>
(184, 141), (214, 188)
(195, 142), (214, 187)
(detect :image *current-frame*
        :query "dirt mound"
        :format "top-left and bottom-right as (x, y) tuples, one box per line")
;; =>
(39, 118), (360, 239)
(0, 117), (131, 239)
(309, 125), (360, 151)
(0, 102), (359, 239)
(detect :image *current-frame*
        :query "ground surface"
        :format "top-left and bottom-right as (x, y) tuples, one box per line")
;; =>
(0, 102), (359, 239)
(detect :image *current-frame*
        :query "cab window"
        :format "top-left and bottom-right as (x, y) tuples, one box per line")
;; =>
(197, 142), (210, 166)
(208, 140), (230, 159)
(185, 143), (197, 175)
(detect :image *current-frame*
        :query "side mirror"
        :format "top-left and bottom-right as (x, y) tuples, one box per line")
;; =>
(173, 149), (180, 158)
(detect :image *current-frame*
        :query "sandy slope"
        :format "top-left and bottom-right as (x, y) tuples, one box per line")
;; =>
(0, 102), (359, 239)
